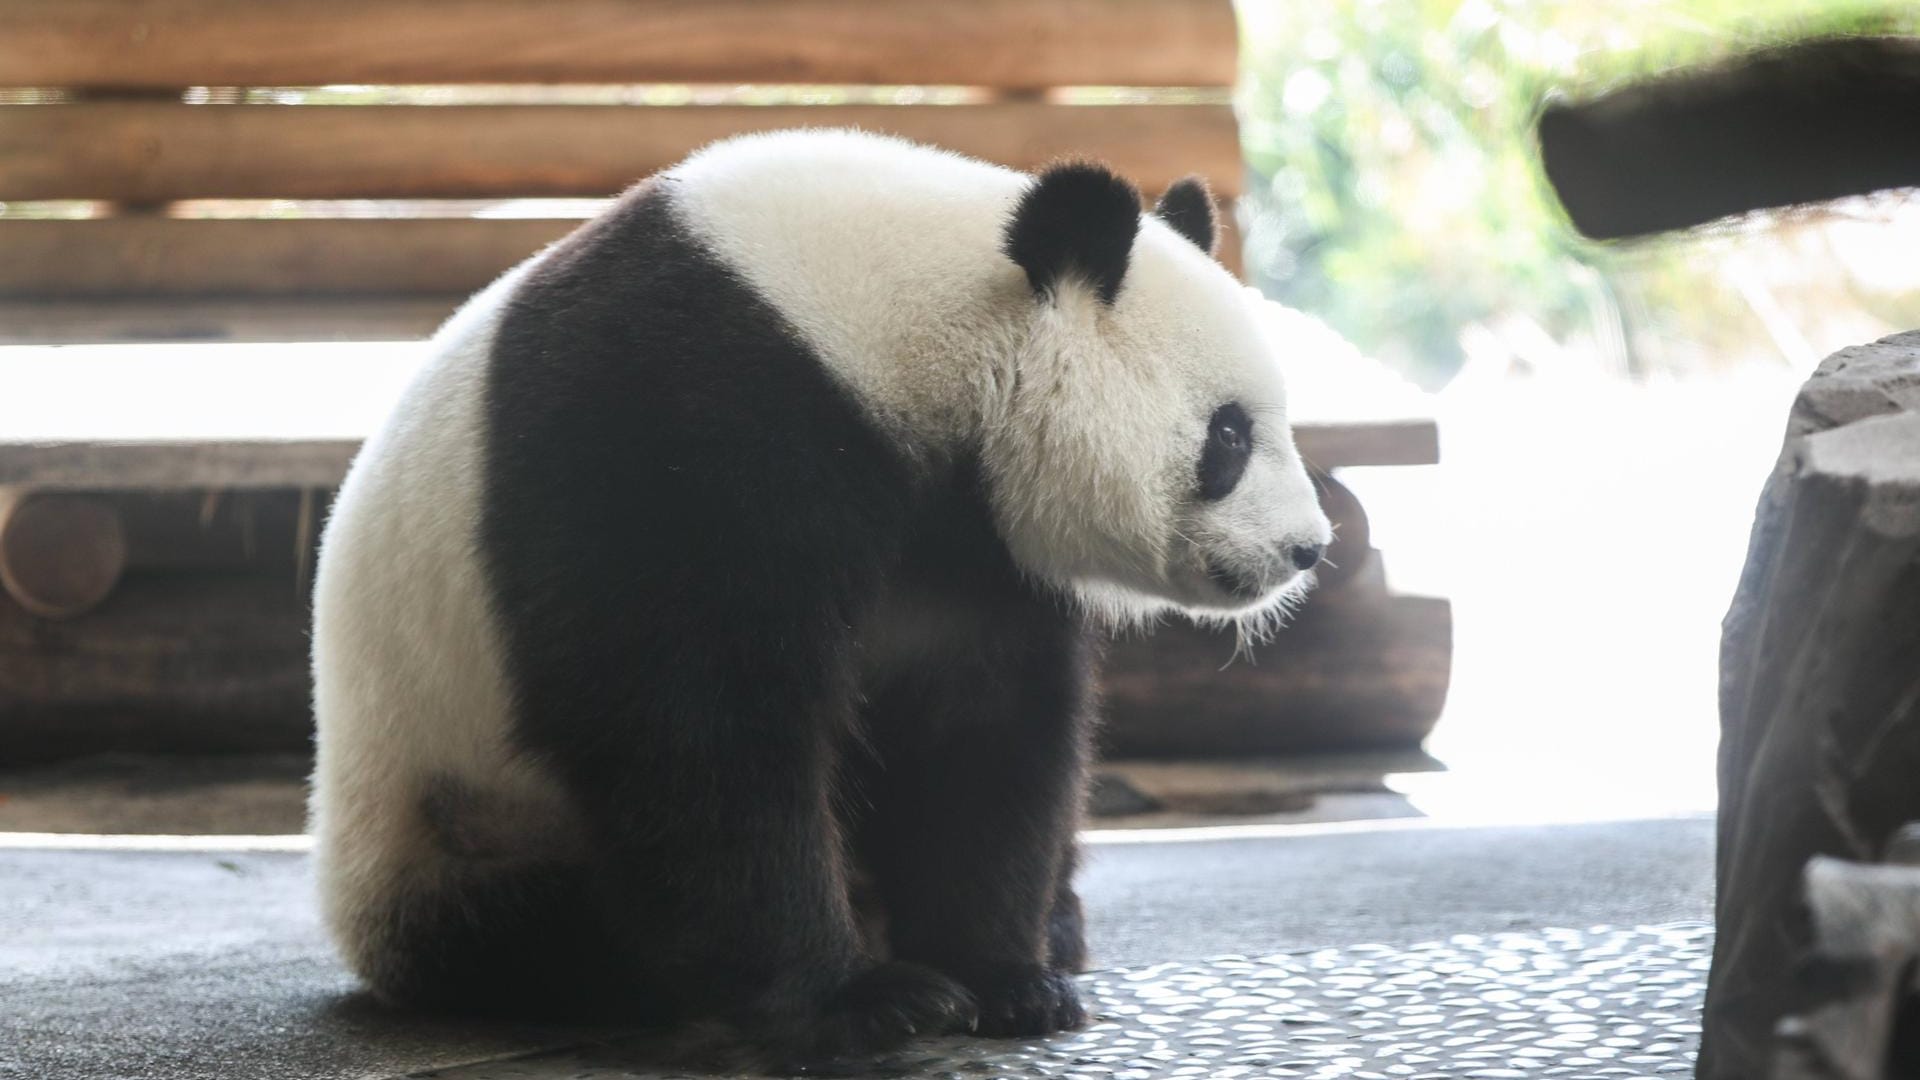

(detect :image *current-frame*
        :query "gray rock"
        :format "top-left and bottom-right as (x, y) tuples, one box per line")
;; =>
(1700, 331), (1920, 1079)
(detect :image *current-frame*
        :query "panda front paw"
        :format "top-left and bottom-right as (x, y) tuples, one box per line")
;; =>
(968, 967), (1087, 1037)
(764, 961), (976, 1071)
(825, 960), (979, 1044)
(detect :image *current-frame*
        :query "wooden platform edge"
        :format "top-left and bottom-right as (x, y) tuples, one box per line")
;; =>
(0, 418), (1438, 490)
(1298, 418), (1440, 469)
(0, 441), (360, 489)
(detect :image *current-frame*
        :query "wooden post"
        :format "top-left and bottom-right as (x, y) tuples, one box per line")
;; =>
(0, 489), (129, 619)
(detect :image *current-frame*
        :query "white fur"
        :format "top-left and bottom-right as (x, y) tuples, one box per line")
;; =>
(309, 258), (577, 974)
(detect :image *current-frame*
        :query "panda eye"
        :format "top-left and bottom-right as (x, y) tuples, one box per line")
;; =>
(1198, 403), (1254, 501)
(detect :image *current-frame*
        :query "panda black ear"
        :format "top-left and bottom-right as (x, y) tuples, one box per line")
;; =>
(1003, 161), (1141, 306)
(1154, 176), (1218, 256)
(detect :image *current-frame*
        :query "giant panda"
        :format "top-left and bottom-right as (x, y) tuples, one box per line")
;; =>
(310, 129), (1333, 1067)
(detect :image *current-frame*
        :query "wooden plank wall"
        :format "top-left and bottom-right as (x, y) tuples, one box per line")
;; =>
(0, 0), (1238, 89)
(0, 0), (1243, 305)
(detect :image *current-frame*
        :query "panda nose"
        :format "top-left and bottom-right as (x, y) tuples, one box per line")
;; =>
(1287, 543), (1325, 571)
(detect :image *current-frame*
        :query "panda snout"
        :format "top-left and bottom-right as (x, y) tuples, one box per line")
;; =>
(1287, 542), (1325, 572)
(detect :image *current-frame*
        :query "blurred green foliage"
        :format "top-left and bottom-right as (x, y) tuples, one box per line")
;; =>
(1238, 0), (1920, 386)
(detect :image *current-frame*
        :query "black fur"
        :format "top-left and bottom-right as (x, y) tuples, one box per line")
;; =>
(1154, 176), (1218, 256)
(848, 463), (1097, 1038)
(1197, 402), (1253, 501)
(1003, 161), (1142, 305)
(357, 178), (1100, 1067)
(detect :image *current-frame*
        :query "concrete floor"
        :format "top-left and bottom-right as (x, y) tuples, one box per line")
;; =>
(0, 815), (1713, 1080)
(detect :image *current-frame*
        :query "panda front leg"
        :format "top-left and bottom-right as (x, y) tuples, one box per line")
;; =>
(502, 608), (979, 1066)
(856, 610), (1097, 1037)
(1045, 844), (1091, 975)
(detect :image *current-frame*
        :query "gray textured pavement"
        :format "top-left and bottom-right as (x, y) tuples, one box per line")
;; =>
(0, 816), (1714, 1079)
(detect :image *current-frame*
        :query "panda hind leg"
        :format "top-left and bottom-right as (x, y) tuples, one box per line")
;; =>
(345, 780), (647, 1021)
(349, 859), (645, 1020)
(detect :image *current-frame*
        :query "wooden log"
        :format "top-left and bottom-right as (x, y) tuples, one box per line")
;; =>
(0, 0), (1236, 90)
(0, 565), (1446, 764)
(0, 102), (1244, 201)
(116, 490), (324, 570)
(0, 489), (128, 619)
(1540, 37), (1920, 240)
(1699, 330), (1920, 1080)
(1098, 588), (1453, 758)
(0, 571), (313, 764)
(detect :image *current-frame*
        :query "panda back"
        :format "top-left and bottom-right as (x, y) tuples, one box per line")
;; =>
(667, 130), (1033, 449)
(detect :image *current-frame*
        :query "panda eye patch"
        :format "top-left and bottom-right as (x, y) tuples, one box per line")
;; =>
(1198, 402), (1254, 500)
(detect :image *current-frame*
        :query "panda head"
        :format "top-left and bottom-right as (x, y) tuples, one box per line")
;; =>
(983, 162), (1335, 634)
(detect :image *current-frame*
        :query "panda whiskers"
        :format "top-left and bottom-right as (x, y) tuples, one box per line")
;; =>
(1222, 623), (1259, 670)
(1216, 572), (1313, 667)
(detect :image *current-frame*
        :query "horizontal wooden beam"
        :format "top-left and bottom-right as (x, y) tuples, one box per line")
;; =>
(0, 297), (465, 346)
(0, 441), (361, 490)
(0, 102), (1243, 201)
(0, 198), (1246, 298)
(0, 0), (1236, 90)
(0, 217), (577, 297)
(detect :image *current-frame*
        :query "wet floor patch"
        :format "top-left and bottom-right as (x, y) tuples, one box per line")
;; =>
(423, 922), (1709, 1079)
